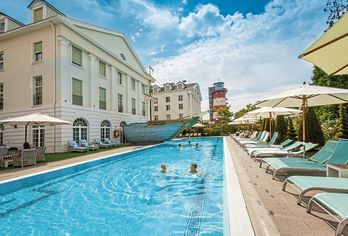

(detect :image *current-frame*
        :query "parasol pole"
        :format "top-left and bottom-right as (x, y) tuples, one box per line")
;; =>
(269, 112), (272, 140)
(301, 96), (306, 142)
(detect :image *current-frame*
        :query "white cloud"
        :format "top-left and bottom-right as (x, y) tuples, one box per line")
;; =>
(118, 0), (179, 29)
(152, 0), (327, 112)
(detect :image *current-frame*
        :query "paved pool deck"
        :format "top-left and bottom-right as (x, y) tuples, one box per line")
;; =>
(226, 138), (336, 236)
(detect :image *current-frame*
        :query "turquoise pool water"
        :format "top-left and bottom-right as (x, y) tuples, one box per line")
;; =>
(0, 137), (224, 235)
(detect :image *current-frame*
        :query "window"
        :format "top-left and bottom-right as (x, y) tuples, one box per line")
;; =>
(178, 95), (183, 101)
(154, 106), (158, 112)
(131, 78), (136, 90)
(73, 118), (88, 141)
(166, 96), (170, 102)
(165, 85), (171, 92)
(118, 93), (123, 113)
(72, 78), (82, 106)
(153, 87), (157, 93)
(0, 83), (3, 110)
(131, 98), (136, 115)
(179, 104), (183, 109)
(166, 114), (171, 120)
(99, 60), (106, 77)
(166, 105), (170, 111)
(179, 113), (183, 119)
(72, 45), (82, 66)
(142, 102), (146, 116)
(0, 22), (4, 33)
(100, 120), (111, 141)
(154, 115), (158, 121)
(177, 83), (183, 89)
(117, 72), (122, 85)
(142, 84), (146, 94)
(0, 130), (3, 145)
(32, 125), (44, 148)
(99, 87), (106, 110)
(33, 76), (42, 105)
(33, 41), (42, 62)
(0, 51), (3, 70)
(33, 7), (43, 22)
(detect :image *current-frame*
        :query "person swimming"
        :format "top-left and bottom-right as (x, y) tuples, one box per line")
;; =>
(160, 163), (167, 173)
(188, 141), (192, 146)
(178, 143), (183, 148)
(190, 163), (198, 174)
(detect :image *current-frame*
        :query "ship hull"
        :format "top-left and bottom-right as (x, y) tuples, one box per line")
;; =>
(123, 122), (186, 144)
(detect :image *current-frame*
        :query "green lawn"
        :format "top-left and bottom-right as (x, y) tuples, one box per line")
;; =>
(44, 145), (131, 163)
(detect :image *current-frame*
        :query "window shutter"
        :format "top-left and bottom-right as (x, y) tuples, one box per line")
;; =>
(72, 46), (82, 65)
(72, 79), (82, 96)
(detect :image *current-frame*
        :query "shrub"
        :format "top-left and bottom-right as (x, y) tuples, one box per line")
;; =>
(298, 107), (325, 146)
(335, 104), (348, 139)
(275, 115), (287, 143)
(287, 118), (297, 140)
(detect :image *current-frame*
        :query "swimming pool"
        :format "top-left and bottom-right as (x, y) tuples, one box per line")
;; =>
(0, 137), (224, 235)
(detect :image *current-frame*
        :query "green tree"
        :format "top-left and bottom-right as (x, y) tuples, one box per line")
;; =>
(298, 108), (325, 146)
(234, 104), (256, 118)
(336, 104), (348, 139)
(275, 115), (287, 143)
(287, 118), (297, 140)
(325, 0), (348, 28)
(217, 106), (233, 123)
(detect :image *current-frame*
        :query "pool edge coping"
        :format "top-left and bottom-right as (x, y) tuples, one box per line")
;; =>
(224, 137), (281, 236)
(0, 144), (161, 185)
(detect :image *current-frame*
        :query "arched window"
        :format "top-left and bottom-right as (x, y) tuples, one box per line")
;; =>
(32, 125), (45, 147)
(100, 120), (111, 141)
(120, 53), (126, 61)
(73, 118), (88, 141)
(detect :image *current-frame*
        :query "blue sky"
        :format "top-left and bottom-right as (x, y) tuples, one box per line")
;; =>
(0, 0), (328, 112)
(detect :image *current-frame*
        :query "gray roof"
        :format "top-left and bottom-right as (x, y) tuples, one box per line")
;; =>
(0, 12), (25, 26)
(151, 82), (198, 92)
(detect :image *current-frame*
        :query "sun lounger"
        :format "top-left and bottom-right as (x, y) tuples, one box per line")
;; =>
(282, 176), (348, 205)
(235, 131), (261, 143)
(80, 139), (99, 151)
(95, 139), (113, 148)
(68, 140), (88, 153)
(261, 139), (348, 180)
(104, 138), (119, 147)
(246, 138), (293, 155)
(244, 132), (278, 149)
(250, 141), (304, 158)
(307, 192), (348, 236)
(239, 131), (269, 146)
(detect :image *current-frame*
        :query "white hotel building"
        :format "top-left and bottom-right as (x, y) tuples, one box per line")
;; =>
(0, 0), (154, 152)
(151, 82), (202, 121)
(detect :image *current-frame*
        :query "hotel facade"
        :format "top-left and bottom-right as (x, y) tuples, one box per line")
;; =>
(151, 82), (202, 121)
(0, 0), (154, 152)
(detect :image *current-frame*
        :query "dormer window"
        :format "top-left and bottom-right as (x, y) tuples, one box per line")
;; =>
(33, 7), (43, 23)
(120, 53), (126, 61)
(165, 85), (171, 92)
(177, 83), (183, 90)
(153, 87), (158, 93)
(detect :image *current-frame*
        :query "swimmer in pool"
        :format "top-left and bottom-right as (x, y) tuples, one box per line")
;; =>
(189, 163), (205, 176)
(160, 163), (168, 173)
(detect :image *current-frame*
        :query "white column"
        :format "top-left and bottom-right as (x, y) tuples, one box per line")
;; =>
(57, 37), (70, 105)
(189, 93), (193, 117)
(89, 54), (97, 108)
(136, 81), (140, 116)
(111, 66), (117, 111)
(125, 75), (130, 114)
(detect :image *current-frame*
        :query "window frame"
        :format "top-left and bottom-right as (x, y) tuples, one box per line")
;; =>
(33, 7), (43, 23)
(0, 21), (5, 33)
(100, 120), (111, 141)
(179, 103), (183, 110)
(98, 60), (106, 77)
(118, 93), (123, 113)
(131, 98), (136, 115)
(117, 72), (123, 85)
(131, 78), (136, 90)
(71, 45), (83, 66)
(73, 118), (88, 142)
(0, 83), (3, 110)
(166, 96), (170, 102)
(33, 41), (43, 62)
(99, 87), (107, 110)
(33, 76), (43, 106)
(178, 95), (183, 101)
(166, 105), (170, 111)
(32, 125), (45, 148)
(72, 78), (83, 106)
(0, 51), (4, 71)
